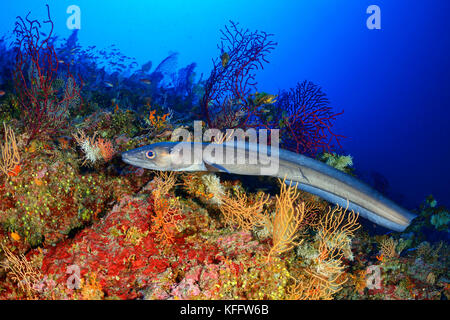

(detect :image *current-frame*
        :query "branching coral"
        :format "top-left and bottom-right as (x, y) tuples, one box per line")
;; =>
(272, 81), (344, 156)
(416, 241), (444, 264)
(201, 21), (277, 129)
(219, 189), (271, 232)
(268, 181), (306, 261)
(73, 129), (115, 165)
(287, 204), (360, 300)
(287, 271), (339, 300)
(0, 122), (21, 177)
(315, 204), (360, 270)
(379, 237), (398, 259)
(377, 237), (409, 261)
(149, 171), (182, 245)
(0, 244), (42, 298)
(13, 5), (83, 143)
(96, 137), (115, 162)
(145, 104), (172, 134)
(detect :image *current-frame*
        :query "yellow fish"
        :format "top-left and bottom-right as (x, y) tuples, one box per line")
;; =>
(220, 52), (230, 68)
(257, 93), (277, 105)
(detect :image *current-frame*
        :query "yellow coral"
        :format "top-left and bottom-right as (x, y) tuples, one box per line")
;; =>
(316, 203), (360, 267)
(0, 122), (21, 177)
(150, 171), (181, 245)
(379, 237), (398, 259)
(290, 202), (361, 298)
(287, 269), (343, 300)
(0, 244), (42, 299)
(268, 180), (306, 261)
(124, 226), (149, 246)
(220, 189), (271, 232)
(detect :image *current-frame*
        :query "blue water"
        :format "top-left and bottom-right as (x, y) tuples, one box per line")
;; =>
(2, 0), (449, 209)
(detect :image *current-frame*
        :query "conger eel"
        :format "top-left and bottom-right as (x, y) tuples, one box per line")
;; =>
(121, 141), (416, 231)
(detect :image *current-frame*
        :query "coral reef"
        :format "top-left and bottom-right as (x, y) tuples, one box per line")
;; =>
(0, 5), (447, 301)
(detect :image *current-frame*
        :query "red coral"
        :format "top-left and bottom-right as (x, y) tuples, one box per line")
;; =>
(200, 23), (342, 156)
(96, 137), (115, 162)
(39, 196), (220, 299)
(273, 81), (344, 156)
(13, 5), (83, 144)
(201, 21), (277, 129)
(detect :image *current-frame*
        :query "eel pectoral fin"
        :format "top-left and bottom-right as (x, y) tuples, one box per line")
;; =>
(204, 160), (230, 173)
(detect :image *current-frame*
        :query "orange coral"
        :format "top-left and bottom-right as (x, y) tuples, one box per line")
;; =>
(287, 272), (336, 300)
(379, 237), (398, 259)
(268, 180), (306, 261)
(0, 244), (42, 299)
(96, 137), (115, 162)
(80, 273), (104, 300)
(150, 171), (181, 245)
(73, 129), (116, 164)
(219, 190), (271, 232)
(147, 105), (171, 132)
(316, 203), (360, 265)
(0, 123), (21, 177)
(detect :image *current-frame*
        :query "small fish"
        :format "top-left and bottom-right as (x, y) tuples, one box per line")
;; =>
(58, 59), (65, 64)
(140, 78), (151, 85)
(250, 92), (277, 105)
(141, 60), (152, 72)
(0, 90), (5, 97)
(104, 81), (114, 88)
(220, 52), (230, 68)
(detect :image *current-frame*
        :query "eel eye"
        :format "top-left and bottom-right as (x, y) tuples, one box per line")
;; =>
(146, 150), (156, 159)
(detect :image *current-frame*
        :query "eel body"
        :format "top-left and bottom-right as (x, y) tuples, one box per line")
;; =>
(122, 141), (416, 231)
